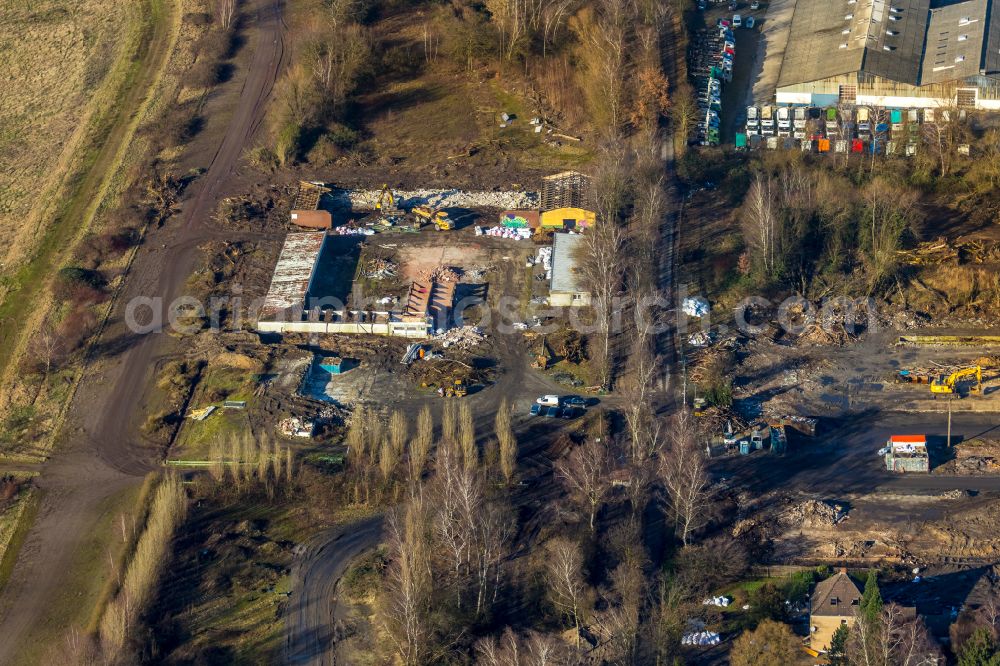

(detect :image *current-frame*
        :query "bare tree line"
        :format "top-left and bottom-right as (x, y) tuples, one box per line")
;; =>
(377, 414), (516, 663)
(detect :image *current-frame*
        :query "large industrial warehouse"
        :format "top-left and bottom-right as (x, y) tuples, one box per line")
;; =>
(775, 0), (1000, 108)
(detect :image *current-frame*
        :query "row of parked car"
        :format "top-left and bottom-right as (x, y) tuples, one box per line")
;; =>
(528, 394), (589, 419)
(690, 24), (736, 146)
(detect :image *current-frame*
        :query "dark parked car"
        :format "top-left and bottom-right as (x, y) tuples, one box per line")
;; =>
(544, 406), (561, 418)
(562, 395), (587, 408)
(529, 403), (541, 416)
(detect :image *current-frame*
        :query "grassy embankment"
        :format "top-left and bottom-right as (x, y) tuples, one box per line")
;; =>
(0, 0), (178, 418)
(0, 474), (41, 593)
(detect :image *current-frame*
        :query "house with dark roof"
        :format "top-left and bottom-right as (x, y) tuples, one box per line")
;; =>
(810, 569), (862, 650)
(775, 0), (1000, 109)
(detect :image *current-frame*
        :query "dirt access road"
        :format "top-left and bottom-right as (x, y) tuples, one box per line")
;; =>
(285, 517), (383, 666)
(0, 1), (286, 661)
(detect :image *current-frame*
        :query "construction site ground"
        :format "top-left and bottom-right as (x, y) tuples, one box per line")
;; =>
(725, 326), (1000, 419)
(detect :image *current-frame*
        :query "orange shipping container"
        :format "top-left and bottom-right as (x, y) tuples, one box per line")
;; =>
(818, 139), (830, 152)
(290, 210), (332, 229)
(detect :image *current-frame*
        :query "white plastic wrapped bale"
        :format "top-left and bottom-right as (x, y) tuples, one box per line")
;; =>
(536, 246), (553, 271)
(478, 226), (532, 240)
(681, 631), (721, 646)
(682, 296), (710, 317)
(333, 226), (375, 236)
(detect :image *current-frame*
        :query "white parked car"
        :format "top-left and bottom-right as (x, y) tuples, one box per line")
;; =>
(536, 394), (560, 406)
(733, 13), (742, 27)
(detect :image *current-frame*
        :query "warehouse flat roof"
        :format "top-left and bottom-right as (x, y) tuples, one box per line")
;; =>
(777, 0), (1000, 87)
(260, 232), (327, 319)
(550, 233), (587, 294)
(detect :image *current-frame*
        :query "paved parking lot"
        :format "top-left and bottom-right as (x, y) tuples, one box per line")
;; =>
(694, 1), (770, 141)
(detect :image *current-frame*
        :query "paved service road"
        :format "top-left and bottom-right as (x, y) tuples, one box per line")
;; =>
(285, 517), (383, 666)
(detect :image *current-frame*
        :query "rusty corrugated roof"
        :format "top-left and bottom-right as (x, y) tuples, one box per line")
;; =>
(260, 232), (327, 319)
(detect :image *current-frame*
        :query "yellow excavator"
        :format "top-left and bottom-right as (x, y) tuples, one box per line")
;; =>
(412, 205), (454, 231)
(375, 184), (400, 213)
(930, 365), (982, 395)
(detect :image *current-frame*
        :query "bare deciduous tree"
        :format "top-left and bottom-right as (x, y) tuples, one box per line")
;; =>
(459, 401), (477, 472)
(476, 627), (568, 665)
(849, 603), (940, 666)
(742, 172), (777, 276)
(31, 324), (62, 379)
(556, 438), (611, 532)
(620, 320), (662, 463)
(472, 502), (513, 617)
(659, 410), (711, 546)
(217, 0), (237, 30)
(390, 410), (408, 460)
(544, 537), (589, 648)
(380, 500), (432, 666)
(579, 217), (627, 390)
(496, 399), (518, 484)
(596, 521), (648, 664)
(409, 405), (433, 486)
(863, 177), (918, 291)
(379, 438), (398, 481)
(305, 24), (370, 115)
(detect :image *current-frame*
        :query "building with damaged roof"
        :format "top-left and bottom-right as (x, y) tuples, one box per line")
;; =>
(776, 0), (1000, 108)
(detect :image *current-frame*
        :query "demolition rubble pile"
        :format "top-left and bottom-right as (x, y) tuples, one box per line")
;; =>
(345, 188), (539, 210)
(464, 266), (488, 281)
(280, 416), (314, 438)
(362, 257), (398, 280)
(423, 266), (461, 283)
(434, 325), (487, 349)
(797, 323), (855, 346)
(779, 499), (844, 528)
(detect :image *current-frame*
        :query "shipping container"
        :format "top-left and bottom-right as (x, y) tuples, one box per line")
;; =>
(290, 209), (333, 229)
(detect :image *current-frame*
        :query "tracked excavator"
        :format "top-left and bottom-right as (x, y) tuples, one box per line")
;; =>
(930, 366), (982, 395)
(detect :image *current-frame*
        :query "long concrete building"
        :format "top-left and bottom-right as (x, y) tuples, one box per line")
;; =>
(776, 0), (1000, 108)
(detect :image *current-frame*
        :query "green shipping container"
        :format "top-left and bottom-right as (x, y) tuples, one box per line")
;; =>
(826, 107), (837, 121)
(735, 133), (747, 148)
(891, 109), (902, 123)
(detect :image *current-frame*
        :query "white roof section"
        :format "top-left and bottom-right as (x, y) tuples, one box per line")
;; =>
(261, 232), (327, 318)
